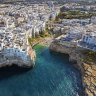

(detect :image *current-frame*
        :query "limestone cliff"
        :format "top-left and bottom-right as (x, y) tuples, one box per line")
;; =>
(49, 40), (96, 96)
(0, 47), (36, 68)
(49, 41), (84, 71)
(83, 63), (96, 96)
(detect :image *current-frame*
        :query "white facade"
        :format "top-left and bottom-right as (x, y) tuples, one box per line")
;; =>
(68, 27), (85, 39)
(91, 16), (96, 24)
(82, 34), (96, 45)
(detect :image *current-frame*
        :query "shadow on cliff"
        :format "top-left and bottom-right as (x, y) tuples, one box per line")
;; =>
(0, 65), (32, 81)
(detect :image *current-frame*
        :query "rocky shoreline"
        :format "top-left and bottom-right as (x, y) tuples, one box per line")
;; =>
(49, 40), (96, 96)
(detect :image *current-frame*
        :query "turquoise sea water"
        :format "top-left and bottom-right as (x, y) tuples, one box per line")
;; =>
(0, 45), (83, 96)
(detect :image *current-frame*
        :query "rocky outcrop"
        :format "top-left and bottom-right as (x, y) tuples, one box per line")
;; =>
(0, 47), (36, 68)
(83, 63), (96, 96)
(27, 46), (36, 66)
(49, 40), (96, 96)
(49, 41), (84, 71)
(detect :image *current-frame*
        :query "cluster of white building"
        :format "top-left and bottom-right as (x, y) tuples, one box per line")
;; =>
(79, 24), (96, 51)
(58, 23), (96, 51)
(62, 16), (96, 26)
(63, 3), (96, 11)
(0, 3), (60, 64)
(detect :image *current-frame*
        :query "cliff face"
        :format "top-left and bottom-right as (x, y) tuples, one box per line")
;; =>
(0, 47), (36, 68)
(83, 63), (96, 96)
(49, 41), (84, 71)
(49, 41), (96, 96)
(27, 46), (36, 66)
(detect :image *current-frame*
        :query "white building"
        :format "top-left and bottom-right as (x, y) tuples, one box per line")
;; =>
(68, 27), (85, 39)
(82, 33), (96, 45)
(91, 16), (96, 24)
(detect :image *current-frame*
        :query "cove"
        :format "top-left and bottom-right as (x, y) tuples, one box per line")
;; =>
(0, 45), (83, 96)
